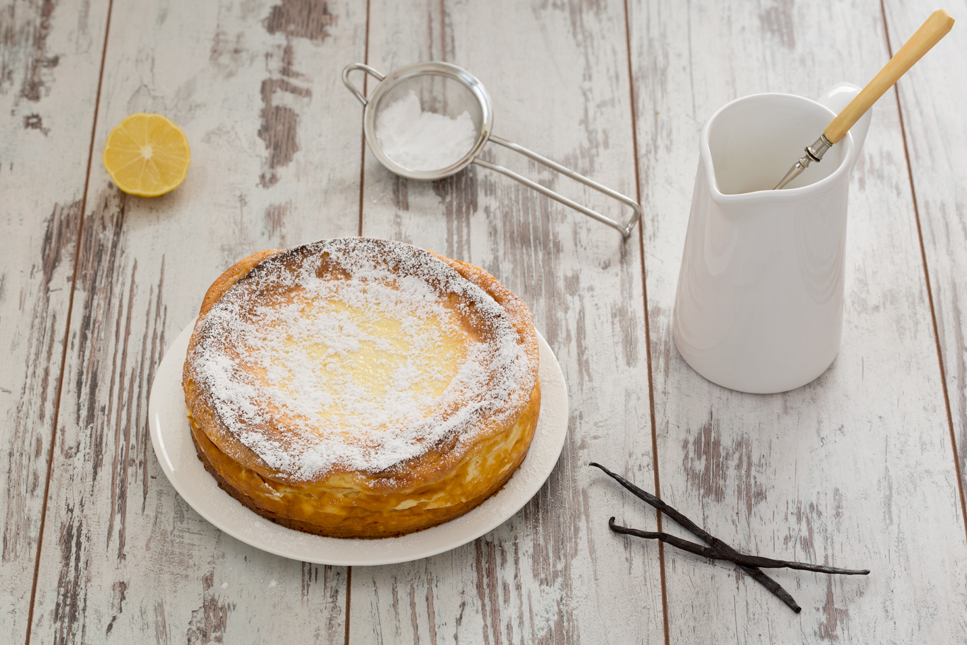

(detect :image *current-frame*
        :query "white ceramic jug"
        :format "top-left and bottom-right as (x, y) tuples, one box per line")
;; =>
(673, 84), (872, 394)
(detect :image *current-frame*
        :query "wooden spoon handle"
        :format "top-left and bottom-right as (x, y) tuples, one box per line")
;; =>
(824, 9), (954, 144)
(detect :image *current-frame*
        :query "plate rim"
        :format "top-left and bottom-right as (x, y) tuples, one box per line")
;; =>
(148, 317), (568, 566)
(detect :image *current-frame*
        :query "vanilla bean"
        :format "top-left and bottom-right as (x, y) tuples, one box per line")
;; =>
(609, 519), (870, 576)
(589, 462), (802, 613)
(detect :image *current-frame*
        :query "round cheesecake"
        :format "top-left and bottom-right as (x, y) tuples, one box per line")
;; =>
(182, 238), (541, 538)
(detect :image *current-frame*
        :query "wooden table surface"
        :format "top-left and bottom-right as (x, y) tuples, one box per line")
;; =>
(3, 0), (966, 643)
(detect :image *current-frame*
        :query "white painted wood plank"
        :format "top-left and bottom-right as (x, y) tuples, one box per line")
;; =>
(28, 1), (367, 642)
(630, 0), (967, 641)
(349, 1), (666, 643)
(882, 0), (967, 532)
(0, 0), (110, 641)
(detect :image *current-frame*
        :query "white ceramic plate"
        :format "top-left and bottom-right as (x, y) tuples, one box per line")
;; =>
(148, 319), (568, 566)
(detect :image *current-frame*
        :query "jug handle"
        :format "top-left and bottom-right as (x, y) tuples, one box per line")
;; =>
(817, 83), (871, 159)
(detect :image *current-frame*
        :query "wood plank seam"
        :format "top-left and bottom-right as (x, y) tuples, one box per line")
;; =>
(344, 567), (352, 645)
(879, 0), (967, 545)
(347, 1), (371, 642)
(22, 1), (117, 643)
(355, 0), (372, 242)
(623, 0), (670, 643)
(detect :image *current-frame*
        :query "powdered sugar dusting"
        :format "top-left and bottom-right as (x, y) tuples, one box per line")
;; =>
(188, 239), (535, 483)
(375, 90), (478, 171)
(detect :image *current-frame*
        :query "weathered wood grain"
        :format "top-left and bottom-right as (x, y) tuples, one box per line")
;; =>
(27, 1), (365, 642)
(630, 0), (967, 642)
(348, 1), (666, 643)
(882, 0), (967, 542)
(0, 0), (110, 642)
(7, 0), (966, 642)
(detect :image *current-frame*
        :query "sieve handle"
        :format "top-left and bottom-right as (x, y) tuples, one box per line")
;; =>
(342, 63), (385, 106)
(474, 135), (642, 238)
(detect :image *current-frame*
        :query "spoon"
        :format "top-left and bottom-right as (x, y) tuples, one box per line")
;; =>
(775, 9), (954, 190)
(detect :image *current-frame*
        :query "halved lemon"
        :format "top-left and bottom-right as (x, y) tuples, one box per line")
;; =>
(102, 113), (191, 197)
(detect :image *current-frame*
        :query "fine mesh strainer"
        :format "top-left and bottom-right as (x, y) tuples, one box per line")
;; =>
(343, 61), (641, 238)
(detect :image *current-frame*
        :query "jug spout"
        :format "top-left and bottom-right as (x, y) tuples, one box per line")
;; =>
(818, 82), (872, 158)
(701, 92), (857, 198)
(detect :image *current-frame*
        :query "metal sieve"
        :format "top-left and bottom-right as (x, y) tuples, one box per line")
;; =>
(343, 61), (641, 238)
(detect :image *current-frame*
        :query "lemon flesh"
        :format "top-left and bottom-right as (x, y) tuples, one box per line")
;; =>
(103, 113), (190, 197)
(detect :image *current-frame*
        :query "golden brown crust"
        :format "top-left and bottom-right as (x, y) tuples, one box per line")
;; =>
(182, 238), (541, 538)
(199, 249), (280, 317)
(188, 379), (540, 538)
